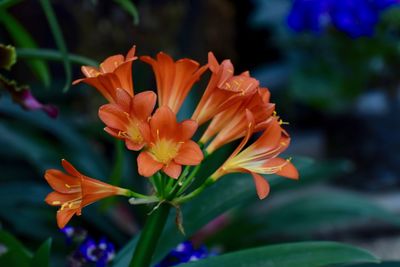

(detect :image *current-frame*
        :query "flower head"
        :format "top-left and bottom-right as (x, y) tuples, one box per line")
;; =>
(211, 112), (298, 199)
(45, 159), (129, 228)
(141, 52), (208, 114)
(191, 52), (259, 125)
(137, 106), (203, 179)
(202, 88), (275, 153)
(73, 46), (137, 103)
(99, 88), (157, 151)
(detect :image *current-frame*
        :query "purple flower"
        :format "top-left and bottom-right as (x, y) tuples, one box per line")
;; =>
(60, 226), (87, 245)
(78, 237), (115, 267)
(287, 0), (399, 37)
(156, 241), (211, 267)
(18, 90), (59, 118)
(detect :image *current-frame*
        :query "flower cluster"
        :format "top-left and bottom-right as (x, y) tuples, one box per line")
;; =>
(44, 45), (298, 228)
(156, 241), (211, 267)
(287, 0), (399, 38)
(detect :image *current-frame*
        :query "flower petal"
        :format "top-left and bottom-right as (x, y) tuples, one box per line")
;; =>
(179, 119), (198, 140)
(175, 141), (203, 165)
(137, 152), (163, 177)
(45, 191), (81, 206)
(163, 161), (182, 179)
(150, 106), (177, 139)
(132, 91), (157, 121)
(56, 209), (77, 229)
(44, 169), (79, 193)
(99, 104), (129, 130)
(251, 172), (270, 200)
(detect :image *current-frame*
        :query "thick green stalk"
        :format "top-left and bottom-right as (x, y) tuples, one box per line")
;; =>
(129, 203), (171, 267)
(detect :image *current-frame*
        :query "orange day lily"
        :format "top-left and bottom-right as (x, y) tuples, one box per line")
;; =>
(98, 88), (157, 151)
(137, 106), (203, 179)
(191, 52), (259, 126)
(210, 112), (298, 199)
(141, 52), (208, 114)
(73, 46), (137, 103)
(45, 159), (130, 228)
(202, 88), (275, 153)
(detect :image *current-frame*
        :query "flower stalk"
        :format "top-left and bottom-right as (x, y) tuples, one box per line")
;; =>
(129, 202), (171, 267)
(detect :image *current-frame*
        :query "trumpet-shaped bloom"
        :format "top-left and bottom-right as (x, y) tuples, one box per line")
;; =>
(191, 52), (259, 125)
(73, 46), (137, 103)
(211, 112), (298, 199)
(137, 106), (203, 179)
(45, 159), (129, 228)
(98, 89), (157, 151)
(202, 88), (275, 153)
(141, 52), (208, 114)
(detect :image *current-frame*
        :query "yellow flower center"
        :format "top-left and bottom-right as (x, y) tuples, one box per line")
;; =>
(149, 138), (181, 164)
(119, 120), (143, 144)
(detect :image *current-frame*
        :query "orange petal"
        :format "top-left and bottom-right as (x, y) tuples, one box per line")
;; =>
(251, 172), (270, 200)
(175, 141), (203, 165)
(61, 159), (83, 177)
(100, 55), (124, 73)
(115, 88), (132, 112)
(277, 161), (299, 180)
(114, 61), (134, 96)
(179, 119), (198, 140)
(125, 139), (145, 151)
(99, 104), (129, 130)
(44, 169), (79, 193)
(56, 209), (77, 229)
(150, 106), (177, 139)
(132, 91), (157, 121)
(137, 152), (163, 177)
(104, 127), (121, 139)
(163, 161), (182, 179)
(45, 191), (81, 205)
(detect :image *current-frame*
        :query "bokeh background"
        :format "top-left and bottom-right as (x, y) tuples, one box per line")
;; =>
(1, 0), (400, 266)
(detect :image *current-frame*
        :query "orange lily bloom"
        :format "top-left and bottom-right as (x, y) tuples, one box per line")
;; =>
(211, 112), (298, 199)
(141, 52), (208, 114)
(191, 52), (259, 126)
(73, 46), (137, 103)
(202, 88), (275, 153)
(98, 88), (157, 151)
(137, 106), (203, 179)
(45, 159), (129, 228)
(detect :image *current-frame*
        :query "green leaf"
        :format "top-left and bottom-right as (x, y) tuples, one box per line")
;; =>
(30, 238), (51, 267)
(177, 242), (378, 267)
(17, 48), (98, 66)
(113, 0), (140, 25)
(113, 157), (315, 266)
(0, 10), (51, 86)
(39, 0), (72, 92)
(0, 230), (32, 267)
(208, 189), (400, 248)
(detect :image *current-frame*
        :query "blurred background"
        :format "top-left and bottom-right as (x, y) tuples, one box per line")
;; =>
(1, 0), (400, 266)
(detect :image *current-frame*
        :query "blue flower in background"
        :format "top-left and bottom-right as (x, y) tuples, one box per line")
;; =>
(79, 237), (115, 267)
(287, 0), (399, 37)
(156, 241), (211, 267)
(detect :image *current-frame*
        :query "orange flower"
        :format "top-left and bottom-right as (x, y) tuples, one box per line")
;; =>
(211, 112), (298, 199)
(45, 159), (129, 228)
(137, 106), (203, 179)
(191, 52), (259, 126)
(201, 88), (275, 153)
(141, 52), (208, 114)
(98, 88), (157, 151)
(73, 46), (137, 103)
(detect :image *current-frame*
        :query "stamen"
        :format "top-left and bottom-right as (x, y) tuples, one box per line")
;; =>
(52, 201), (61, 205)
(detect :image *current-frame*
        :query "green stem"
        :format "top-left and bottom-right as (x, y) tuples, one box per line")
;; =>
(174, 178), (214, 204)
(129, 203), (171, 267)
